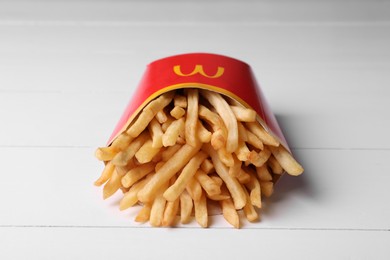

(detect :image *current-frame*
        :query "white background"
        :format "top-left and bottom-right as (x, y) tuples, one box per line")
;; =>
(0, 0), (389, 259)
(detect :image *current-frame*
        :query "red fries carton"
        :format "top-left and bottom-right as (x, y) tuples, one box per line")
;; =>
(108, 53), (290, 154)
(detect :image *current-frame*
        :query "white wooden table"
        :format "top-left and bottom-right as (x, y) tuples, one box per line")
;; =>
(1, 1), (389, 259)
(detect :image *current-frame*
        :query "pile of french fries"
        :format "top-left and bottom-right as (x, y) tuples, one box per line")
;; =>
(95, 88), (303, 228)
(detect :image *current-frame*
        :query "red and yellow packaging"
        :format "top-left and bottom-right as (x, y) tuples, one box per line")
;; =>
(108, 53), (290, 155)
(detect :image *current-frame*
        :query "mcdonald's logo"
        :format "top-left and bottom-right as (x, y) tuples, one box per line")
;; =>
(173, 65), (224, 79)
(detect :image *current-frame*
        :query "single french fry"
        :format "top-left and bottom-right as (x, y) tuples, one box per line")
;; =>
(237, 121), (248, 142)
(137, 141), (202, 203)
(203, 143), (246, 210)
(135, 139), (161, 164)
(210, 175), (223, 187)
(119, 173), (154, 210)
(207, 193), (230, 201)
(230, 106), (257, 122)
(121, 162), (155, 188)
(269, 146), (304, 176)
(197, 120), (212, 143)
(112, 131), (149, 166)
(267, 154), (284, 175)
(256, 165), (273, 182)
(102, 169), (122, 199)
(162, 117), (185, 147)
(164, 151), (208, 202)
(148, 118), (163, 148)
(180, 190), (193, 224)
(195, 169), (221, 196)
(245, 172), (262, 208)
(245, 121), (279, 147)
(249, 147), (271, 167)
(155, 110), (168, 124)
(234, 141), (251, 161)
(260, 181), (274, 197)
(242, 187), (259, 222)
(95, 146), (118, 161)
(185, 89), (199, 147)
(200, 90), (238, 153)
(150, 195), (167, 227)
(217, 146), (234, 167)
(174, 94), (187, 108)
(162, 176), (180, 226)
(161, 144), (182, 162)
(200, 158), (214, 174)
(135, 203), (152, 223)
(161, 115), (174, 132)
(220, 185), (240, 228)
(127, 92), (174, 138)
(198, 105), (227, 149)
(186, 177), (202, 202)
(236, 168), (251, 184)
(194, 191), (208, 228)
(170, 106), (186, 119)
(94, 161), (115, 186)
(228, 155), (242, 178)
(246, 129), (264, 150)
(110, 133), (134, 151)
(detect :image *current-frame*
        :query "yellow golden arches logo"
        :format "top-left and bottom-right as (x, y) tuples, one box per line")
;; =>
(173, 65), (224, 79)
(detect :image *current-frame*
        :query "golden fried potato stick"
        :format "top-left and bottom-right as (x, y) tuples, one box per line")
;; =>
(148, 118), (163, 148)
(162, 117), (185, 147)
(235, 141), (251, 161)
(135, 203), (152, 223)
(245, 121), (279, 147)
(119, 173), (154, 210)
(127, 92), (174, 138)
(203, 143), (246, 209)
(248, 147), (271, 167)
(150, 181), (169, 227)
(194, 191), (208, 228)
(137, 141), (202, 203)
(174, 94), (187, 108)
(260, 181), (274, 197)
(110, 133), (134, 150)
(230, 106), (257, 122)
(170, 106), (186, 119)
(217, 147), (234, 167)
(242, 187), (259, 222)
(94, 161), (115, 186)
(102, 169), (122, 199)
(161, 144), (181, 162)
(228, 155), (242, 178)
(200, 90), (238, 153)
(198, 105), (227, 150)
(200, 158), (214, 174)
(267, 155), (284, 175)
(185, 89), (199, 147)
(269, 146), (304, 176)
(162, 176), (180, 226)
(244, 172), (262, 208)
(121, 162), (156, 188)
(155, 110), (168, 124)
(95, 146), (118, 161)
(186, 177), (202, 202)
(237, 121), (248, 142)
(195, 169), (221, 196)
(135, 139), (161, 164)
(197, 120), (212, 143)
(112, 131), (149, 166)
(179, 190), (193, 224)
(256, 165), (273, 182)
(164, 151), (208, 202)
(245, 129), (264, 150)
(220, 185), (240, 228)
(236, 168), (251, 184)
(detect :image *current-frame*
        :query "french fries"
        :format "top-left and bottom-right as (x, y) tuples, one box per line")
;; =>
(95, 88), (304, 228)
